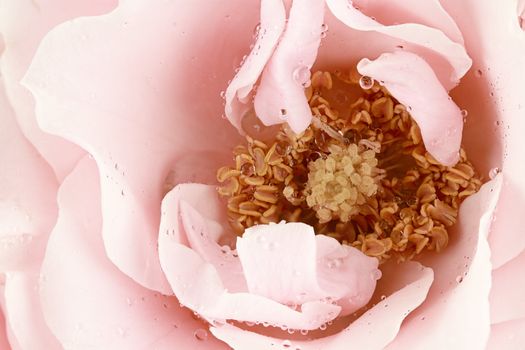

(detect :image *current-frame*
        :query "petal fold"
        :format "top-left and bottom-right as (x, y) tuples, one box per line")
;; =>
(236, 222), (379, 315)
(210, 262), (433, 350)
(385, 176), (502, 350)
(253, 0), (325, 133)
(357, 51), (463, 165)
(23, 0), (259, 293)
(224, 0), (286, 131)
(40, 157), (228, 350)
(325, 0), (471, 89)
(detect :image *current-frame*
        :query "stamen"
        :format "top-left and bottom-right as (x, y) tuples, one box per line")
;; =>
(216, 70), (482, 262)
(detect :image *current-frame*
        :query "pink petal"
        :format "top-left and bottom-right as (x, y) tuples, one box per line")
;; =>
(3, 272), (61, 349)
(224, 0), (286, 131)
(40, 156), (228, 350)
(253, 0), (325, 133)
(236, 222), (379, 315)
(0, 0), (117, 180)
(441, 0), (525, 270)
(0, 78), (58, 272)
(0, 289), (12, 350)
(357, 51), (462, 165)
(385, 176), (502, 350)
(487, 318), (525, 350)
(23, 0), (261, 292)
(352, 0), (464, 44)
(210, 262), (433, 350)
(325, 0), (471, 89)
(159, 235), (341, 331)
(489, 250), (525, 324)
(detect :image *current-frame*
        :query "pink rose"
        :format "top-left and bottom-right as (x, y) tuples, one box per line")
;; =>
(1, 0), (524, 349)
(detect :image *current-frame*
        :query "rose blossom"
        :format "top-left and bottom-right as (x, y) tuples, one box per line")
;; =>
(0, 0), (524, 349)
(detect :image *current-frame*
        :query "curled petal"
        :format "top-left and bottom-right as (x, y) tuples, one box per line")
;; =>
(40, 157), (227, 350)
(357, 51), (463, 165)
(385, 176), (502, 350)
(210, 262), (433, 350)
(225, 0), (286, 131)
(253, 0), (325, 133)
(236, 222), (379, 315)
(159, 236), (340, 330)
(0, 0), (117, 179)
(326, 0), (471, 89)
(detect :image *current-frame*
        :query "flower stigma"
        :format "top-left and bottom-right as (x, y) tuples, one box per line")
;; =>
(217, 70), (482, 262)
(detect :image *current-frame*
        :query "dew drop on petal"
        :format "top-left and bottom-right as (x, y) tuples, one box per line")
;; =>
(319, 323), (327, 330)
(475, 69), (483, 78)
(380, 295), (386, 301)
(371, 269), (382, 281)
(489, 167), (501, 179)
(293, 66), (312, 88)
(194, 328), (208, 341)
(455, 275), (464, 284)
(320, 23), (328, 38)
(282, 340), (293, 348)
(359, 76), (374, 90)
(280, 109), (288, 120)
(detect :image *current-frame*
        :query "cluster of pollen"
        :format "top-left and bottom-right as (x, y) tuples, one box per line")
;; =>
(305, 144), (379, 223)
(216, 69), (482, 262)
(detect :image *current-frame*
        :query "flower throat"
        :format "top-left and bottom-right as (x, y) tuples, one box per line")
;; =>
(216, 70), (482, 262)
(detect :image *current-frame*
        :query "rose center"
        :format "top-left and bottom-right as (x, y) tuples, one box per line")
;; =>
(216, 69), (482, 262)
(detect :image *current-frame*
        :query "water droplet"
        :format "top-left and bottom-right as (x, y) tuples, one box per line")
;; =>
(253, 23), (261, 37)
(319, 323), (327, 330)
(194, 328), (208, 341)
(460, 109), (468, 118)
(380, 295), (386, 301)
(475, 69), (483, 78)
(489, 167), (501, 179)
(282, 339), (293, 348)
(300, 329), (309, 335)
(371, 269), (382, 281)
(220, 90), (225, 99)
(292, 66), (311, 87)
(327, 258), (342, 269)
(359, 75), (374, 90)
(320, 23), (328, 38)
(279, 108), (288, 120)
(455, 275), (463, 283)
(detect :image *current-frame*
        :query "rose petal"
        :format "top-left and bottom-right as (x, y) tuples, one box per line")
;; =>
(210, 262), (433, 350)
(236, 222), (379, 315)
(441, 0), (525, 270)
(0, 78), (57, 272)
(325, 0), (471, 89)
(253, 0), (325, 133)
(224, 0), (286, 131)
(489, 250), (525, 324)
(0, 0), (117, 180)
(159, 235), (341, 330)
(0, 286), (12, 350)
(3, 272), (60, 349)
(357, 51), (463, 165)
(40, 156), (228, 350)
(487, 318), (525, 350)
(352, 0), (464, 44)
(23, 0), (260, 292)
(384, 176), (502, 350)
